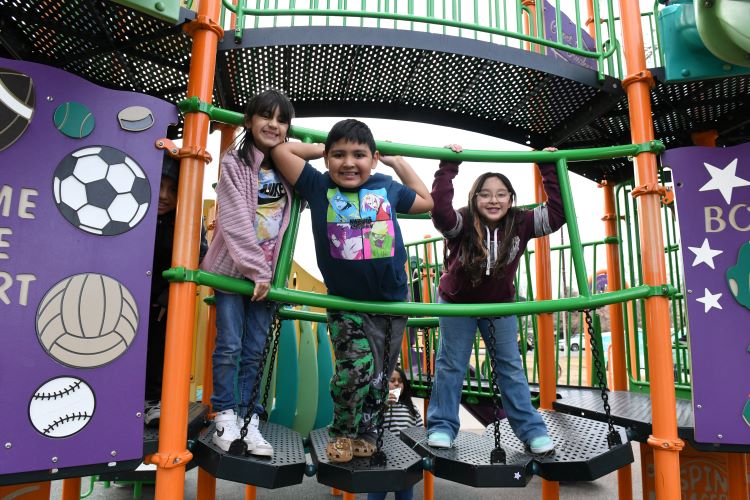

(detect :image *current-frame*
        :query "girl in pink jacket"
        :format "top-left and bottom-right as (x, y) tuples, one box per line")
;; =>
(200, 90), (294, 456)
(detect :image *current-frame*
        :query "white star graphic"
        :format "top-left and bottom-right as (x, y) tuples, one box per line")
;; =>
(514, 472), (522, 480)
(688, 238), (723, 269)
(699, 158), (750, 204)
(696, 288), (723, 313)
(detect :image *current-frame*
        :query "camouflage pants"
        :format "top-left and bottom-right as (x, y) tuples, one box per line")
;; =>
(327, 311), (407, 438)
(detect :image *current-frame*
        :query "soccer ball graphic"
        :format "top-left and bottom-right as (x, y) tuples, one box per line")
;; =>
(53, 146), (151, 235)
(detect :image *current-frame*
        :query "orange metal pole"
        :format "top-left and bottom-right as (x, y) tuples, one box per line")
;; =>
(618, 0), (682, 498)
(533, 167), (560, 500)
(423, 471), (434, 500)
(61, 477), (81, 500)
(331, 488), (342, 496)
(152, 0), (222, 498)
(196, 468), (217, 500)
(342, 492), (355, 500)
(602, 182), (633, 500)
(245, 485), (257, 500)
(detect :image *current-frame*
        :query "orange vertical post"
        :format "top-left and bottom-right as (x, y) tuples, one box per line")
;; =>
(151, 0), (222, 499)
(61, 478), (81, 500)
(618, 0), (682, 498)
(534, 167), (560, 500)
(342, 492), (355, 500)
(421, 235), (435, 500)
(245, 485), (257, 500)
(603, 181), (633, 500)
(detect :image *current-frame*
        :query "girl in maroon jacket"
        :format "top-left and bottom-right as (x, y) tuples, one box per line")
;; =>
(426, 145), (565, 455)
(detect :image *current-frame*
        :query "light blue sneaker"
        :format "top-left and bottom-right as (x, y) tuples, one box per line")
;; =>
(427, 431), (453, 449)
(528, 435), (555, 455)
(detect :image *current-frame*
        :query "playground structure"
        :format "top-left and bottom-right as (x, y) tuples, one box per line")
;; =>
(1, 1), (750, 500)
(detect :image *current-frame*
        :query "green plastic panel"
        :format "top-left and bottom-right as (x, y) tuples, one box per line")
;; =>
(313, 322), (335, 430)
(292, 319), (318, 438)
(269, 320), (298, 428)
(110, 0), (181, 24)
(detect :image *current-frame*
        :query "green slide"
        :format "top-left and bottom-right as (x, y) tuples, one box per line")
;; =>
(696, 0), (750, 68)
(269, 319), (299, 428)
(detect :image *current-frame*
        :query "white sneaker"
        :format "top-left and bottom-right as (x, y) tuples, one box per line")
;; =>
(212, 410), (241, 452)
(243, 414), (273, 457)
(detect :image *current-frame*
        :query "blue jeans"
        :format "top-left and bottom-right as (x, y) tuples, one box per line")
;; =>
(367, 487), (413, 500)
(211, 291), (274, 416)
(427, 307), (548, 444)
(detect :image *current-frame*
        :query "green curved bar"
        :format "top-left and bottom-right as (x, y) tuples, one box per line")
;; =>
(695, 0), (750, 68)
(220, 4), (615, 62)
(167, 267), (672, 316)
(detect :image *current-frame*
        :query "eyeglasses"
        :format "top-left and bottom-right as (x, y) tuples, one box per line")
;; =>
(476, 190), (510, 201)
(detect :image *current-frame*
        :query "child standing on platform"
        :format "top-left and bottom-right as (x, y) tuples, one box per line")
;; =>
(271, 119), (433, 463)
(426, 145), (565, 455)
(201, 90), (298, 456)
(367, 367), (423, 500)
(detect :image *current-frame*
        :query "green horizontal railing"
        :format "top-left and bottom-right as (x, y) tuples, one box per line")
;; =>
(219, 0), (621, 79)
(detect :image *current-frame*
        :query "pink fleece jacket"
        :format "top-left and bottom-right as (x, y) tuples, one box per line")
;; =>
(200, 147), (293, 283)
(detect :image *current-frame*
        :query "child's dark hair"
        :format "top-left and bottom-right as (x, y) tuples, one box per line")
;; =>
(325, 119), (376, 154)
(237, 89), (294, 165)
(394, 366), (420, 419)
(457, 172), (521, 285)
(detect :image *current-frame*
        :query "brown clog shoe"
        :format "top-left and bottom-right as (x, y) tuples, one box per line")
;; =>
(351, 438), (376, 457)
(326, 437), (353, 463)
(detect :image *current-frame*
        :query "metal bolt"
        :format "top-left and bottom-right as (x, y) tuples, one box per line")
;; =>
(157, 141), (164, 147)
(687, 289), (693, 294)
(4, 442), (11, 449)
(717, 434), (723, 439)
(136, 412), (143, 418)
(51, 457), (58, 463)
(174, 457), (181, 464)
(146, 271), (152, 276)
(704, 0), (713, 7)
(697, 404), (702, 409)
(111, 450), (117, 457)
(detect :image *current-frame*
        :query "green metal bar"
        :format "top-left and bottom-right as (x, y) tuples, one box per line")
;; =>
(272, 196), (302, 288)
(166, 267), (672, 316)
(556, 159), (591, 298)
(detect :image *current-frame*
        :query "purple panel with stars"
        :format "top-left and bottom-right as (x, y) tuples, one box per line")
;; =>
(664, 143), (750, 445)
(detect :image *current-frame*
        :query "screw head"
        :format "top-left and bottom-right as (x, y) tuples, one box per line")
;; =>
(155, 1), (166, 11)
(704, 0), (713, 6)
(51, 457), (58, 463)
(4, 442), (11, 449)
(687, 289), (693, 294)
(697, 404), (702, 409)
(111, 450), (117, 457)
(717, 434), (723, 439)
(136, 412), (143, 418)
(146, 271), (152, 276)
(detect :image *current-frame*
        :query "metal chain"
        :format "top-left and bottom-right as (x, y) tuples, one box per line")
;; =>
(370, 317), (392, 466)
(584, 309), (622, 448)
(229, 306), (277, 456)
(483, 318), (506, 464)
(260, 312), (283, 420)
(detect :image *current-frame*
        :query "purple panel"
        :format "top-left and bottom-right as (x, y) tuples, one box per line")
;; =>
(664, 143), (750, 445)
(542, 1), (598, 71)
(0, 57), (178, 474)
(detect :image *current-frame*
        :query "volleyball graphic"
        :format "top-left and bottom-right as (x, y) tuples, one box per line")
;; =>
(0, 67), (35, 151)
(36, 273), (139, 368)
(53, 145), (151, 236)
(29, 377), (95, 438)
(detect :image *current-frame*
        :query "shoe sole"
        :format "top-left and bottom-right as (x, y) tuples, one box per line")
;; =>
(249, 448), (273, 457)
(427, 441), (453, 449)
(212, 435), (233, 452)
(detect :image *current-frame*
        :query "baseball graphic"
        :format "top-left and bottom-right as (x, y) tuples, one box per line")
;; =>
(36, 273), (139, 368)
(28, 377), (96, 438)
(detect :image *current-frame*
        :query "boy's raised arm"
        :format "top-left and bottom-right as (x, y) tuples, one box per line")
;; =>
(379, 155), (433, 214)
(271, 142), (325, 186)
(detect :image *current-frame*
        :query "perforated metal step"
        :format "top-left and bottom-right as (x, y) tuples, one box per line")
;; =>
(401, 426), (534, 487)
(192, 421), (306, 488)
(402, 410), (633, 486)
(308, 428), (423, 493)
(143, 401), (209, 456)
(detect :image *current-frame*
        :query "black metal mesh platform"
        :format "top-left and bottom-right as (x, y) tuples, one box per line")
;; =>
(308, 427), (423, 493)
(192, 421), (306, 489)
(402, 410), (633, 486)
(401, 426), (534, 487)
(143, 401), (209, 456)
(553, 388), (750, 453)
